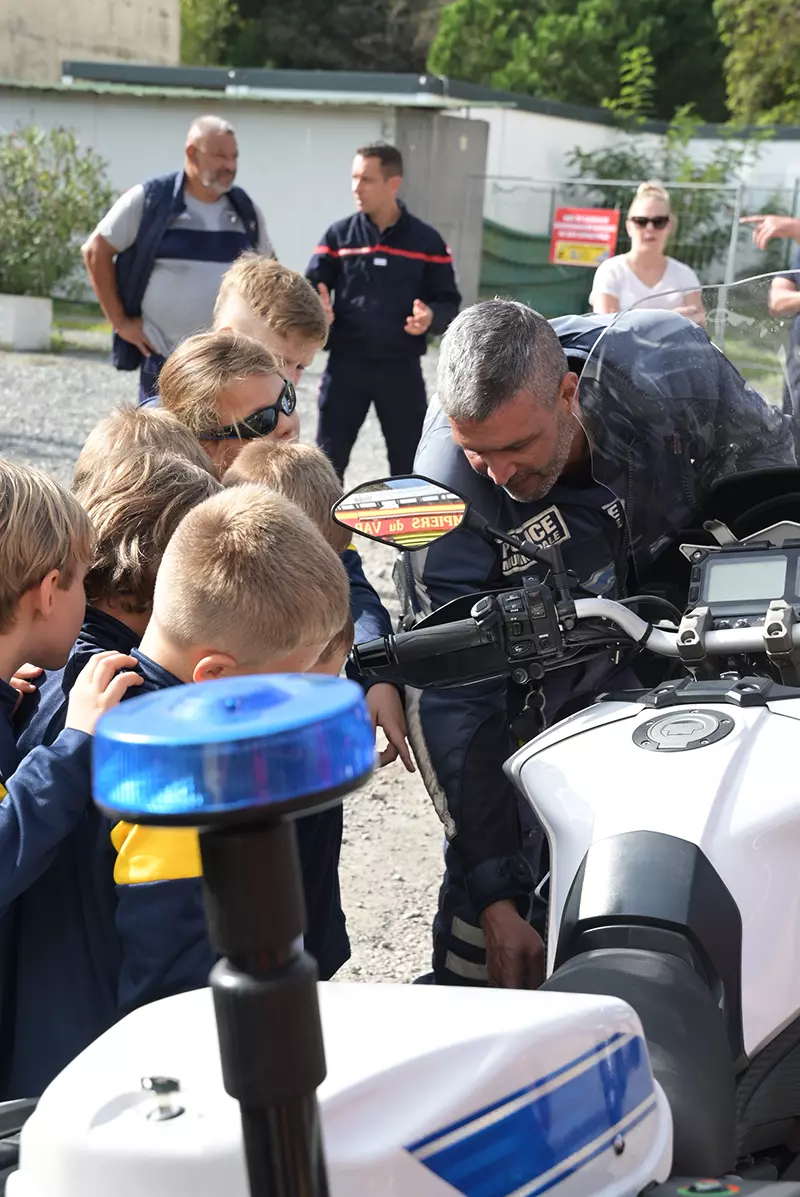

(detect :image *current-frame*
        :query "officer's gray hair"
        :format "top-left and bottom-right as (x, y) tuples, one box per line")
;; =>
(437, 299), (568, 422)
(187, 115), (236, 145)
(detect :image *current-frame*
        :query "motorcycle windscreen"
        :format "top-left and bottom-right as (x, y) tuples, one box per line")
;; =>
(574, 272), (798, 575)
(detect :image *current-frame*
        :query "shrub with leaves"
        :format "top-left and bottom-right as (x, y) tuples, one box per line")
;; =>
(567, 107), (767, 278)
(0, 125), (113, 298)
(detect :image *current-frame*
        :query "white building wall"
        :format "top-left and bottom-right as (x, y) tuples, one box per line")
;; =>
(0, 88), (391, 274)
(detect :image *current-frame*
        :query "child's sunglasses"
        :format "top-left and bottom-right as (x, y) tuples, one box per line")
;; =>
(204, 379), (297, 441)
(629, 215), (670, 230)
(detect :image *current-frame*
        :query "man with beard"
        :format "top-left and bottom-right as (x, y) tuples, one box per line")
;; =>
(82, 116), (273, 403)
(402, 299), (793, 990)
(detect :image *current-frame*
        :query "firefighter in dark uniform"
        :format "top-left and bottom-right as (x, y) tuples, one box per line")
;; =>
(306, 143), (461, 479)
(401, 300), (794, 989)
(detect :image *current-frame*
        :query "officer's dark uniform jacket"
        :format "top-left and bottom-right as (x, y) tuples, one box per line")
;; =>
(306, 201), (461, 359)
(407, 309), (795, 922)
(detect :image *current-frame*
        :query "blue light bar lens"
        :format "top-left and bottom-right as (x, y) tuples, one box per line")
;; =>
(93, 674), (375, 820)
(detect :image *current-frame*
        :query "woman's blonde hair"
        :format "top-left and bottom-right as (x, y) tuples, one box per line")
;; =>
(628, 180), (672, 219)
(158, 331), (283, 440)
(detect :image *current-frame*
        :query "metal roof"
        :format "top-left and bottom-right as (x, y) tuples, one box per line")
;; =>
(2, 60), (798, 138)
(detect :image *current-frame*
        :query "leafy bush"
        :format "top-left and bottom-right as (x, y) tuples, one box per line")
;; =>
(0, 126), (113, 298)
(567, 107), (768, 278)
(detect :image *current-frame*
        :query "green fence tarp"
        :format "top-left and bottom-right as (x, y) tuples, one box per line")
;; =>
(479, 218), (594, 318)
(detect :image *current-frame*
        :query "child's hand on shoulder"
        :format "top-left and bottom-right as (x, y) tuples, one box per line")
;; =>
(65, 652), (143, 736)
(10, 663), (43, 711)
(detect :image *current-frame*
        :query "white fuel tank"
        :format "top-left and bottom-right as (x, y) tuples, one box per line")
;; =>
(506, 695), (800, 1057)
(8, 984), (671, 1197)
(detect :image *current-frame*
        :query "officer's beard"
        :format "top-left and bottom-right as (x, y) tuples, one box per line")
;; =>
(502, 409), (577, 503)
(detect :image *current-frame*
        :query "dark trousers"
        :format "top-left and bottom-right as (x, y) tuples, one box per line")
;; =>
(316, 354), (427, 479)
(432, 798), (547, 985)
(138, 353), (167, 406)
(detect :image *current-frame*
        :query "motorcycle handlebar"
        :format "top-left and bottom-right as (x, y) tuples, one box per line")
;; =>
(354, 597), (800, 687)
(353, 618), (495, 676)
(575, 598), (800, 657)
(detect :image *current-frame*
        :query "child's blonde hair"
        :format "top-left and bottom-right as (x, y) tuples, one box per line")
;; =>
(214, 255), (328, 345)
(315, 612), (355, 670)
(153, 486), (349, 663)
(158, 330), (282, 440)
(628, 180), (672, 218)
(222, 441), (350, 554)
(0, 460), (94, 633)
(73, 450), (222, 613)
(74, 406), (216, 491)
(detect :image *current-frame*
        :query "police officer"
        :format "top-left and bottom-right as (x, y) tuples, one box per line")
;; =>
(405, 299), (794, 989)
(306, 143), (461, 479)
(82, 115), (274, 404)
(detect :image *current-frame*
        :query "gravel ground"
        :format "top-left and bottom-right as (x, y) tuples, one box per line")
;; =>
(0, 340), (444, 983)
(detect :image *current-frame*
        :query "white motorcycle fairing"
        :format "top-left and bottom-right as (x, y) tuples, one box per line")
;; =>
(9, 984), (671, 1197)
(506, 691), (800, 1058)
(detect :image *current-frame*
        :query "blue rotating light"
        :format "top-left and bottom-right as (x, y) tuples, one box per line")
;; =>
(93, 674), (375, 823)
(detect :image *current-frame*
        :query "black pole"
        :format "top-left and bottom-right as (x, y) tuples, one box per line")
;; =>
(199, 819), (329, 1197)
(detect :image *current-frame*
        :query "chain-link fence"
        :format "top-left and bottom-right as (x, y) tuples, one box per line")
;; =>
(478, 175), (800, 317)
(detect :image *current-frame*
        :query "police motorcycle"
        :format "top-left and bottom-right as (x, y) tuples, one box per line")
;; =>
(4, 275), (800, 1197)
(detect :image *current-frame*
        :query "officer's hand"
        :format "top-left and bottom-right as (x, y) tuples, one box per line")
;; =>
(317, 283), (335, 326)
(480, 900), (545, 989)
(117, 316), (156, 357)
(405, 299), (434, 336)
(741, 214), (800, 250)
(65, 652), (143, 736)
(366, 683), (415, 772)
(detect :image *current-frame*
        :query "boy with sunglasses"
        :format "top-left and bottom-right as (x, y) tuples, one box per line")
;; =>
(159, 327), (414, 773)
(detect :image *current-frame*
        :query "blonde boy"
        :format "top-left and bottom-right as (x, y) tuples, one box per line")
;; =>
(0, 461), (94, 779)
(213, 254), (328, 386)
(110, 486), (353, 1012)
(222, 439), (350, 553)
(221, 440), (413, 768)
(73, 406), (216, 491)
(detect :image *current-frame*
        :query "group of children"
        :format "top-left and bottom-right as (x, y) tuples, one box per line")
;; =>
(0, 255), (411, 1099)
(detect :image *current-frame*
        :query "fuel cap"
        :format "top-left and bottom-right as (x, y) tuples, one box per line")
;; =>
(633, 709), (734, 752)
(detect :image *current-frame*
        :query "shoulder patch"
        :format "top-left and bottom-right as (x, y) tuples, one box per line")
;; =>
(502, 506), (570, 576)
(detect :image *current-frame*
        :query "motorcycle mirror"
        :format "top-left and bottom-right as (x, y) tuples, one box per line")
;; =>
(332, 474), (470, 551)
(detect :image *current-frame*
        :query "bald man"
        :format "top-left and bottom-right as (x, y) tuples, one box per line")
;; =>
(83, 115), (274, 403)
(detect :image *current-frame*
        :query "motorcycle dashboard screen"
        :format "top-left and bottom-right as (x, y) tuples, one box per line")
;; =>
(703, 553), (788, 604)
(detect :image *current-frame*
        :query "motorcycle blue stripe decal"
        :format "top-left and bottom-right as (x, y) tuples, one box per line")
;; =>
(407, 1030), (627, 1153)
(409, 1037), (653, 1197)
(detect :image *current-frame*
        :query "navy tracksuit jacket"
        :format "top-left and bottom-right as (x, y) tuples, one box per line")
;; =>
(306, 202), (461, 477)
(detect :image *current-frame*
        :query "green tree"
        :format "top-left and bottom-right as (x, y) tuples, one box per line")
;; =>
(180, 0), (443, 72)
(567, 107), (766, 276)
(428, 0), (727, 122)
(180, 0), (239, 66)
(714, 0), (800, 125)
(0, 126), (112, 298)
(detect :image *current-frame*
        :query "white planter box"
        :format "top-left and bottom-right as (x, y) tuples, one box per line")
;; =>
(0, 293), (53, 352)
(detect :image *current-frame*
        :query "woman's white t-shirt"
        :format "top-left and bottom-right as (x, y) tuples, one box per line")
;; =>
(590, 255), (701, 312)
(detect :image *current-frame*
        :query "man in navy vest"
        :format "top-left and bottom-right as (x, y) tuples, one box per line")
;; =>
(306, 143), (461, 479)
(82, 115), (274, 404)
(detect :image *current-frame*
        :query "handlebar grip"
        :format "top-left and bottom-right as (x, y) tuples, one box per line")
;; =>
(352, 618), (493, 680)
(391, 618), (493, 663)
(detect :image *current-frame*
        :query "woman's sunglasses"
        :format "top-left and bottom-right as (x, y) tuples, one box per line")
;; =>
(629, 215), (670, 230)
(203, 378), (297, 442)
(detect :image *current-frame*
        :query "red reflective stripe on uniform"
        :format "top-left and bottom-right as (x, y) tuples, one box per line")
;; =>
(314, 243), (453, 264)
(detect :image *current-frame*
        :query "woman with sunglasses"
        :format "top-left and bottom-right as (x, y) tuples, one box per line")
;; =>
(590, 181), (706, 326)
